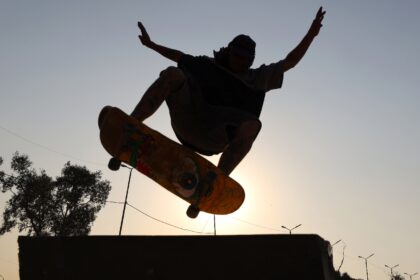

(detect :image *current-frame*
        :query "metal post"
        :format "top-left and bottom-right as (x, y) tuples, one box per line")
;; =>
(358, 254), (374, 280)
(337, 241), (347, 272)
(332, 239), (342, 246)
(119, 165), (133, 236)
(281, 224), (302, 235)
(404, 272), (419, 280)
(213, 214), (216, 236)
(365, 259), (369, 280)
(385, 264), (399, 279)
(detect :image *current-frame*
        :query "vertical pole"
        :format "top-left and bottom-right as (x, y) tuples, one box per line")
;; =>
(365, 259), (369, 280)
(359, 254), (374, 280)
(213, 214), (216, 236)
(119, 167), (133, 236)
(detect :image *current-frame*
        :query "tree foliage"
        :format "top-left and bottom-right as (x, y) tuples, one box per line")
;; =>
(0, 152), (111, 236)
(393, 273), (405, 280)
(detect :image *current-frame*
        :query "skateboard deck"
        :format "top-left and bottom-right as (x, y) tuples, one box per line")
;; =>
(98, 106), (245, 218)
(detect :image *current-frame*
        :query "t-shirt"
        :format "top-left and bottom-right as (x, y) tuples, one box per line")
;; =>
(176, 54), (284, 117)
(165, 54), (284, 154)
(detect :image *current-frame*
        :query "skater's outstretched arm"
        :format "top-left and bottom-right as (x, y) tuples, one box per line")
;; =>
(282, 7), (326, 72)
(138, 22), (184, 63)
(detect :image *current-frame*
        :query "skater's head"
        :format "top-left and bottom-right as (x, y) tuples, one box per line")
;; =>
(214, 34), (256, 73)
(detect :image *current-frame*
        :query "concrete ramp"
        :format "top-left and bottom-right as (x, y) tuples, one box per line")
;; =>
(19, 234), (336, 280)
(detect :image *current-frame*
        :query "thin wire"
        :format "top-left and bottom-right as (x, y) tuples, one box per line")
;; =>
(0, 124), (105, 167)
(126, 202), (213, 235)
(229, 216), (284, 232)
(200, 215), (212, 233)
(106, 200), (125, 205)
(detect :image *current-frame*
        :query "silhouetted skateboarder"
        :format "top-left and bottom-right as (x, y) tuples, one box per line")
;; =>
(131, 7), (326, 175)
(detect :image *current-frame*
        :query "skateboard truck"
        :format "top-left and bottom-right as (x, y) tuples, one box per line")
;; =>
(186, 171), (216, 219)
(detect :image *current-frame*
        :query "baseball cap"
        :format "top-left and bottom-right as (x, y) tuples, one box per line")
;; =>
(228, 34), (256, 58)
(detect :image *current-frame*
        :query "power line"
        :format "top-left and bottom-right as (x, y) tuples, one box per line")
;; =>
(126, 202), (214, 235)
(200, 215), (213, 233)
(229, 216), (284, 232)
(0, 124), (104, 167)
(112, 199), (282, 235)
(106, 200), (125, 205)
(107, 200), (213, 235)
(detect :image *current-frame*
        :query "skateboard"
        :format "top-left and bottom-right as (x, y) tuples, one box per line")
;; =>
(98, 106), (245, 218)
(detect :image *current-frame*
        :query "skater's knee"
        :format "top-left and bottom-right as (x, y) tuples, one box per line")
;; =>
(160, 66), (185, 84)
(243, 119), (262, 138)
(229, 119), (261, 145)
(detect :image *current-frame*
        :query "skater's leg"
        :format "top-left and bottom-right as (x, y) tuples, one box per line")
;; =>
(131, 66), (185, 122)
(217, 119), (261, 175)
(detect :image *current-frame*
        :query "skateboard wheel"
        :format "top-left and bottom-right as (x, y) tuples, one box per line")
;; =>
(108, 158), (121, 171)
(186, 205), (200, 219)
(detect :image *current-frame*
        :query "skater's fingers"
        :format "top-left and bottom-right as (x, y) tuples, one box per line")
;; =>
(138, 21), (148, 35)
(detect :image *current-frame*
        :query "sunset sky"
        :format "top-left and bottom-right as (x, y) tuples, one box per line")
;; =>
(1, 1), (419, 279)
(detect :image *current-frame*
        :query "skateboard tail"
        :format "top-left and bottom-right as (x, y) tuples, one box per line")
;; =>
(99, 106), (140, 169)
(99, 106), (122, 162)
(98, 105), (112, 130)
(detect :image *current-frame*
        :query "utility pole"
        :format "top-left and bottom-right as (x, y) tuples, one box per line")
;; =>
(213, 214), (216, 236)
(331, 239), (344, 272)
(358, 253), (374, 280)
(337, 241), (347, 272)
(404, 272), (419, 280)
(119, 164), (133, 236)
(385, 264), (399, 279)
(281, 224), (302, 235)
(332, 239), (342, 246)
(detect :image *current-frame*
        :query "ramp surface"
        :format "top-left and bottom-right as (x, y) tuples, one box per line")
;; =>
(19, 234), (336, 280)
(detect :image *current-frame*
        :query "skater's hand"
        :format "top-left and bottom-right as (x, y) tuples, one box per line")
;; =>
(137, 21), (184, 62)
(138, 21), (153, 47)
(308, 7), (326, 38)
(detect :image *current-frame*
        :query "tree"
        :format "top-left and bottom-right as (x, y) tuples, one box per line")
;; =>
(393, 273), (405, 280)
(0, 152), (111, 236)
(51, 162), (111, 236)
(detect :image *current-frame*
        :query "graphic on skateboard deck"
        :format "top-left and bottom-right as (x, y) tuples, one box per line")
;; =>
(98, 106), (245, 218)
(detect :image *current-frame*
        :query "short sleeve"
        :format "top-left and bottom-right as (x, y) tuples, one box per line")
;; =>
(249, 60), (284, 92)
